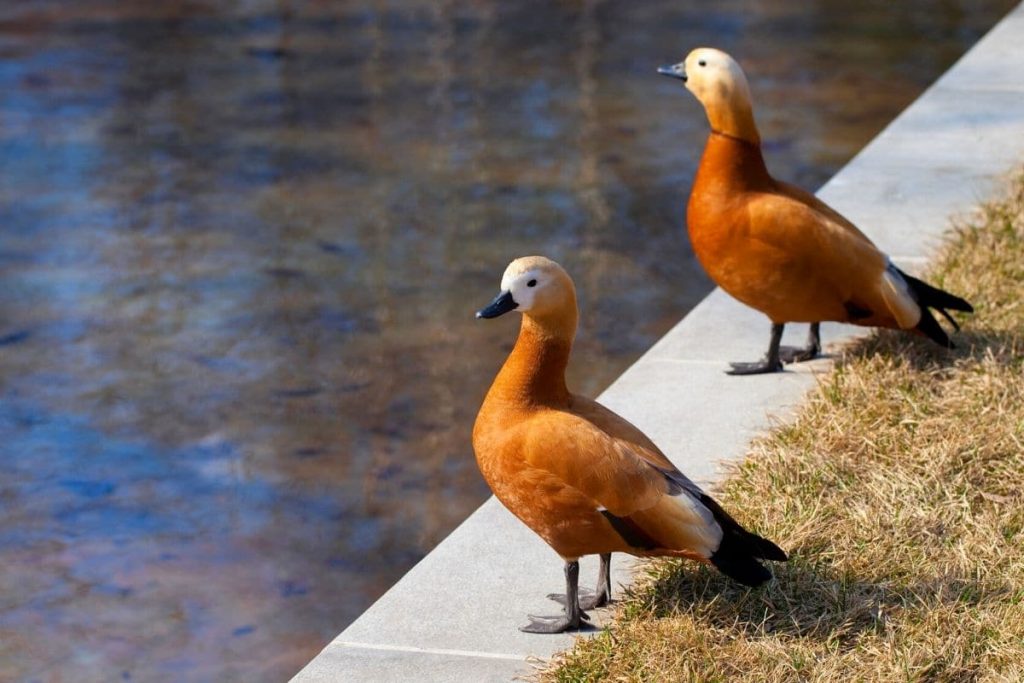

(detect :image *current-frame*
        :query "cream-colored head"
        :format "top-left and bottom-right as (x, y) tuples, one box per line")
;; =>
(476, 256), (578, 336)
(659, 47), (760, 145)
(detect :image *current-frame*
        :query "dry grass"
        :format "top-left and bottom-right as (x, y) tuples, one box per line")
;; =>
(543, 173), (1024, 683)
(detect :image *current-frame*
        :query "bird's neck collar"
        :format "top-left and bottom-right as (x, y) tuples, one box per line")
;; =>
(710, 128), (761, 149)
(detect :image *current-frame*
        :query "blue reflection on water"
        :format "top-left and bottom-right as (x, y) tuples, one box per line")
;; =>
(0, 1), (1015, 680)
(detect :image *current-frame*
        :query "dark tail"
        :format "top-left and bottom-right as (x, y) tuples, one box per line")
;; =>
(699, 492), (787, 587)
(896, 268), (973, 349)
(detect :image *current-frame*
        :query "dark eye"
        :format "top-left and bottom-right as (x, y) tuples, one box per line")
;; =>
(698, 59), (706, 67)
(527, 279), (537, 288)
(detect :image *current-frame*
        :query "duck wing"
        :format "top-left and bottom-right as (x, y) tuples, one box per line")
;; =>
(745, 188), (887, 270)
(513, 398), (722, 556)
(522, 397), (787, 580)
(774, 180), (878, 247)
(520, 398), (687, 518)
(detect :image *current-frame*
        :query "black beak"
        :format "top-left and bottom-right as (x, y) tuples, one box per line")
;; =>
(657, 63), (687, 82)
(476, 290), (518, 319)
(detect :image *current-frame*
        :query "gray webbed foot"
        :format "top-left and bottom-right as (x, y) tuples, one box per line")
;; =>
(727, 322), (786, 375)
(778, 345), (818, 364)
(522, 559), (593, 634)
(546, 588), (610, 610)
(520, 611), (592, 634)
(727, 358), (783, 375)
(778, 322), (821, 364)
(546, 553), (612, 610)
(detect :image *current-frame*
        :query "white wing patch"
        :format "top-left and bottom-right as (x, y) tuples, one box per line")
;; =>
(880, 265), (921, 328)
(677, 488), (719, 532)
(670, 492), (724, 553)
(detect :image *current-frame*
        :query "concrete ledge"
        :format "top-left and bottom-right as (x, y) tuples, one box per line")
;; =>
(293, 4), (1024, 680)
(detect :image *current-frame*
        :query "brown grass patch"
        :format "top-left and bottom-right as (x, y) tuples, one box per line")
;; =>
(543, 173), (1024, 682)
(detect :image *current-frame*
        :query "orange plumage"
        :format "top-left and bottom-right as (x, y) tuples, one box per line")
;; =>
(473, 256), (786, 632)
(660, 48), (973, 374)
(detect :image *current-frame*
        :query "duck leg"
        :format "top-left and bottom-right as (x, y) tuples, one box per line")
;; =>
(547, 553), (612, 610)
(727, 323), (785, 375)
(521, 560), (591, 633)
(778, 322), (821, 364)
(592, 552), (612, 608)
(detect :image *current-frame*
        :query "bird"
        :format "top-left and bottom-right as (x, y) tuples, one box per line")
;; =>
(472, 255), (787, 633)
(657, 48), (973, 375)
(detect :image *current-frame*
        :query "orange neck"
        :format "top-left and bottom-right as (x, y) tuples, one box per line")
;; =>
(489, 314), (573, 408)
(693, 131), (774, 193)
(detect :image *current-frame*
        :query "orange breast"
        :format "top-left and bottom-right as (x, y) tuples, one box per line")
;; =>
(686, 134), (895, 326)
(473, 405), (632, 560)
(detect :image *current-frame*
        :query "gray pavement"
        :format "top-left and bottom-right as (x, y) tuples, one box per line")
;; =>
(292, 4), (1024, 680)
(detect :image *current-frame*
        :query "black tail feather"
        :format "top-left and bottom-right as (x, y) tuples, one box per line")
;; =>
(710, 536), (773, 587)
(895, 268), (973, 348)
(750, 532), (788, 563)
(899, 270), (973, 313)
(699, 492), (787, 587)
(915, 307), (953, 348)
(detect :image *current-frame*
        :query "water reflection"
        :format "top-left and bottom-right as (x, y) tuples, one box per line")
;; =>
(0, 0), (1013, 680)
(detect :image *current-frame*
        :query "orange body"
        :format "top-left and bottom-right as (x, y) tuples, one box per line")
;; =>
(687, 132), (903, 328)
(472, 316), (713, 563)
(473, 256), (786, 588)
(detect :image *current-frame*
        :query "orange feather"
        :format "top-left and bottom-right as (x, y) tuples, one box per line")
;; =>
(668, 48), (972, 342)
(473, 257), (781, 568)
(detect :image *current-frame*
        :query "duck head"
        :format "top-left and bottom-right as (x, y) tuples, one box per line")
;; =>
(658, 47), (760, 145)
(476, 256), (578, 339)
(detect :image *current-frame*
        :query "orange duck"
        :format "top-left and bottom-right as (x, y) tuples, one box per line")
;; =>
(473, 256), (786, 632)
(658, 48), (973, 374)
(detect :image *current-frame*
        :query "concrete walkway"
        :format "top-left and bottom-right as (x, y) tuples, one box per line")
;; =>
(293, 4), (1024, 680)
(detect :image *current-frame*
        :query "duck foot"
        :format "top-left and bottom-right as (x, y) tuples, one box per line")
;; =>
(726, 322), (792, 375)
(520, 611), (592, 634)
(727, 358), (783, 375)
(778, 323), (821, 364)
(546, 588), (610, 610)
(546, 552), (612, 609)
(778, 346), (817, 363)
(522, 559), (593, 634)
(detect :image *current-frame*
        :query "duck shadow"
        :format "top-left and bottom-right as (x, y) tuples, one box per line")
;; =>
(630, 555), (1012, 643)
(834, 325), (1022, 374)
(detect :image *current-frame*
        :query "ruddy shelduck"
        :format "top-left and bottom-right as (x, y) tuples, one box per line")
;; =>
(658, 48), (973, 374)
(473, 256), (787, 632)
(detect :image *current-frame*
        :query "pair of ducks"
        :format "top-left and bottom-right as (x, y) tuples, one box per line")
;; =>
(473, 48), (973, 633)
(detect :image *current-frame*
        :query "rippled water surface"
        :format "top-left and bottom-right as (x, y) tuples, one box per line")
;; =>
(0, 0), (1015, 680)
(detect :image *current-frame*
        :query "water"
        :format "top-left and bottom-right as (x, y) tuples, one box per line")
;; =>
(0, 0), (1014, 680)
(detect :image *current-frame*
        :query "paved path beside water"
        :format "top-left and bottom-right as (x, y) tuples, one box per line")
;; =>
(293, 4), (1024, 680)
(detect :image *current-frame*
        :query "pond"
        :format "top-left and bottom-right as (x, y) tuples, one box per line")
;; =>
(0, 0), (1014, 680)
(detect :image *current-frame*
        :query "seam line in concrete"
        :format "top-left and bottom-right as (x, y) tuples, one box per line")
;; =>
(332, 640), (525, 661)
